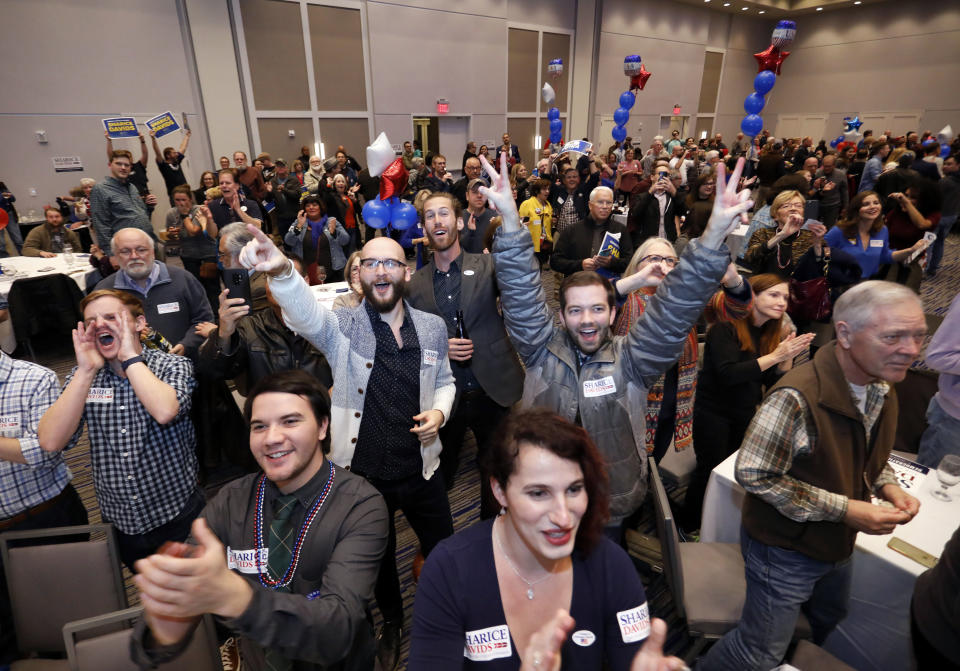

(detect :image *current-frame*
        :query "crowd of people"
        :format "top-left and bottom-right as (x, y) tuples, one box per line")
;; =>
(0, 118), (957, 671)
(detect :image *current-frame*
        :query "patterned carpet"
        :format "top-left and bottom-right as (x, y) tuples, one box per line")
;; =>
(31, 233), (959, 667)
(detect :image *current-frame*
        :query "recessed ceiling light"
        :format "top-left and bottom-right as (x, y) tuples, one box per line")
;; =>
(853, 0), (862, 4)
(723, 2), (730, 6)
(742, 6), (748, 9)
(816, 6), (824, 10)
(704, 0), (710, 3)
(759, 9), (765, 12)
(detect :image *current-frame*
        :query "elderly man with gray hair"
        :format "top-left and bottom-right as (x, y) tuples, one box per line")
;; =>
(702, 279), (925, 671)
(549, 185), (634, 277)
(217, 222), (270, 312)
(94, 227), (214, 358)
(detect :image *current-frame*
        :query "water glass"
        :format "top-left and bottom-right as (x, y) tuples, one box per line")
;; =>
(63, 244), (75, 268)
(933, 455), (960, 502)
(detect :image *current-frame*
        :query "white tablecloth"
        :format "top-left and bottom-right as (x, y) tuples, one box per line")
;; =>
(0, 254), (97, 353)
(612, 212), (628, 228)
(309, 282), (351, 312)
(701, 450), (959, 671)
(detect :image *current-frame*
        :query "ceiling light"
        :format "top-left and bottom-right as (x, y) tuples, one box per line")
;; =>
(704, 0), (710, 3)
(723, 2), (730, 6)
(741, 6), (748, 9)
(854, 1), (862, 4)
(816, 6), (823, 10)
(759, 9), (765, 12)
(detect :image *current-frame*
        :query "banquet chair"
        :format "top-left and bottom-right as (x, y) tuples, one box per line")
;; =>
(0, 524), (127, 669)
(649, 462), (811, 663)
(63, 606), (220, 671)
(7, 274), (83, 360)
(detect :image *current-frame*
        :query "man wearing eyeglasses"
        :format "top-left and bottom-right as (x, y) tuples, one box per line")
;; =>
(95, 227), (214, 358)
(550, 186), (634, 278)
(236, 227), (455, 671)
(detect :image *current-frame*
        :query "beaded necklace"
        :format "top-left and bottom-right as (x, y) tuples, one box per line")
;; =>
(253, 467), (336, 589)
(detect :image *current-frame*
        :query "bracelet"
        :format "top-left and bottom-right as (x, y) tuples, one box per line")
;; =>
(273, 259), (296, 281)
(121, 355), (146, 371)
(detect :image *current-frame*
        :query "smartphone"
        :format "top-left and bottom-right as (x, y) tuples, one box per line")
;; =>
(222, 268), (252, 309)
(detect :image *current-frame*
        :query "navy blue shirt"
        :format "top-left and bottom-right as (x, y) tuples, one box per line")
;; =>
(352, 301), (422, 480)
(409, 519), (649, 670)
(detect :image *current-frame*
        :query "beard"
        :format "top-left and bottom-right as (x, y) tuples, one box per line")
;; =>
(360, 274), (405, 313)
(425, 225), (458, 252)
(123, 259), (152, 280)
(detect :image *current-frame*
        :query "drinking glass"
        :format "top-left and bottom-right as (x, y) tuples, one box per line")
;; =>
(63, 244), (75, 268)
(933, 455), (960, 502)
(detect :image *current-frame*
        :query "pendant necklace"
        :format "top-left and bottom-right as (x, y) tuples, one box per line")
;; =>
(493, 517), (552, 600)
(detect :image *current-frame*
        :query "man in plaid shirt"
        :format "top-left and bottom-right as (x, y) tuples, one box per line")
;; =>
(38, 289), (202, 570)
(702, 280), (924, 671)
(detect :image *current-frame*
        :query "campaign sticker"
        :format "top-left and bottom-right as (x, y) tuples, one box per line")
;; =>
(87, 388), (114, 404)
(617, 602), (651, 643)
(157, 302), (181, 314)
(572, 630), (596, 647)
(464, 624), (512, 661)
(583, 376), (617, 397)
(226, 547), (268, 574)
(464, 269), (475, 276)
(423, 349), (439, 366)
(0, 414), (19, 437)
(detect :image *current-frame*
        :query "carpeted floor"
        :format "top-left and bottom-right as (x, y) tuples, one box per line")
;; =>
(29, 233), (960, 668)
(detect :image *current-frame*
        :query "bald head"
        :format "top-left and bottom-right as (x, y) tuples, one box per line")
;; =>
(358, 236), (409, 313)
(361, 236), (405, 261)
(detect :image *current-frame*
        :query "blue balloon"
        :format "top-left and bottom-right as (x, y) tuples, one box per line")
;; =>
(753, 71), (776, 95)
(743, 92), (766, 115)
(740, 114), (763, 137)
(550, 131), (563, 144)
(942, 143), (952, 159)
(619, 91), (636, 110)
(389, 202), (418, 231)
(611, 125), (627, 143)
(547, 107), (560, 121)
(613, 107), (630, 126)
(362, 198), (389, 229)
(549, 119), (563, 134)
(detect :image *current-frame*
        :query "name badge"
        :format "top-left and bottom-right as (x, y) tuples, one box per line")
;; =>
(87, 388), (114, 404)
(583, 376), (617, 397)
(464, 624), (512, 661)
(617, 602), (651, 643)
(423, 349), (439, 366)
(157, 302), (180, 315)
(0, 414), (20, 438)
(572, 630), (596, 647)
(226, 546), (268, 574)
(556, 197), (565, 205)
(869, 239), (884, 247)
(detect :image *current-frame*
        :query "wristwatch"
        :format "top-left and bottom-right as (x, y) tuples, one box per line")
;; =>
(121, 355), (146, 371)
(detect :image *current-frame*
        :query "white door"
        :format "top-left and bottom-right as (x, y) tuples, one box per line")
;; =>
(437, 116), (470, 177)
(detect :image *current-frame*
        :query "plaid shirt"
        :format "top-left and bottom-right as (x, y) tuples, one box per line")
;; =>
(0, 353), (72, 518)
(64, 348), (198, 534)
(736, 384), (898, 523)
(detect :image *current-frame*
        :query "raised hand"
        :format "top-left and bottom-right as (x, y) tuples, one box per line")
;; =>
(478, 153), (521, 230)
(773, 331), (815, 363)
(238, 224), (289, 276)
(700, 157), (754, 250)
(116, 309), (141, 361)
(73, 321), (104, 374)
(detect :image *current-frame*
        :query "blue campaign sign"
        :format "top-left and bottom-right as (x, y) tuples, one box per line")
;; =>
(103, 117), (139, 139)
(146, 111), (181, 139)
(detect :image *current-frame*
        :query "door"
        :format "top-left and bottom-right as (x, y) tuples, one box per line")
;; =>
(437, 116), (470, 177)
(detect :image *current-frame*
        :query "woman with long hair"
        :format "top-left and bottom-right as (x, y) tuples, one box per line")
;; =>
(743, 189), (825, 277)
(331, 172), (363, 253)
(410, 408), (665, 670)
(292, 159), (306, 186)
(510, 163), (530, 208)
(613, 238), (752, 464)
(824, 190), (925, 280)
(332, 250), (364, 309)
(194, 171), (217, 206)
(680, 273), (815, 531)
(680, 168), (716, 239)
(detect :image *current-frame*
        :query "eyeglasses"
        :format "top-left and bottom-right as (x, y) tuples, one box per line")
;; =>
(641, 254), (678, 268)
(359, 258), (406, 271)
(116, 246), (152, 257)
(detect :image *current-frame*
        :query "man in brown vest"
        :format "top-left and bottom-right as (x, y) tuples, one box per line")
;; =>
(701, 280), (924, 671)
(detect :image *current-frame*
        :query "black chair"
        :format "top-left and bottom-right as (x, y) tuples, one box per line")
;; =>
(7, 274), (83, 359)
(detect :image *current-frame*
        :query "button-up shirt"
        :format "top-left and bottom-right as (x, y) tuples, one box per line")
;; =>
(432, 255), (479, 392)
(63, 348), (198, 534)
(352, 301), (422, 480)
(0, 353), (72, 518)
(89, 175), (155, 249)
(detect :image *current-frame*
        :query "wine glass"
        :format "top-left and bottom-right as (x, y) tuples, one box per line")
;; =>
(932, 455), (960, 502)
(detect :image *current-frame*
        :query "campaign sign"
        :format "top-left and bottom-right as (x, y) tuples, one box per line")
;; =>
(558, 140), (593, 157)
(146, 111), (181, 139)
(103, 117), (139, 139)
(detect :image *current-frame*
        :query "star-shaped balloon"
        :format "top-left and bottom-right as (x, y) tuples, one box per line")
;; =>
(754, 45), (790, 76)
(848, 116), (863, 132)
(630, 64), (652, 91)
(378, 157), (409, 201)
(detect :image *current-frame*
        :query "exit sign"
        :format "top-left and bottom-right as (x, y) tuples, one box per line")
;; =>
(437, 99), (449, 114)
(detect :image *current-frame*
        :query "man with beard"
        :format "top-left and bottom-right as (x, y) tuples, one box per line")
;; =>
(38, 290), (202, 570)
(488, 152), (754, 541)
(236, 227), (455, 671)
(405, 192), (523, 506)
(95, 228), (214, 358)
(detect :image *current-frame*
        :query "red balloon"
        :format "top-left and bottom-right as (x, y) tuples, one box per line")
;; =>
(630, 64), (652, 92)
(378, 157), (409, 201)
(0, 209), (7, 232)
(754, 45), (790, 76)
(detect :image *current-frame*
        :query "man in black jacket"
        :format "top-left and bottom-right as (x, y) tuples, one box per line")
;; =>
(549, 165), (600, 238)
(550, 186), (634, 277)
(627, 168), (680, 247)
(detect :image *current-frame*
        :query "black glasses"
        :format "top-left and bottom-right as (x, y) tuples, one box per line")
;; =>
(641, 254), (678, 268)
(360, 258), (406, 271)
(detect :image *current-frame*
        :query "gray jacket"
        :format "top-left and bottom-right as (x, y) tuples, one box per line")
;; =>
(493, 228), (729, 521)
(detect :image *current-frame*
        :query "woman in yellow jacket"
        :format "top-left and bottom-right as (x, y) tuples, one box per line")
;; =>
(517, 177), (553, 264)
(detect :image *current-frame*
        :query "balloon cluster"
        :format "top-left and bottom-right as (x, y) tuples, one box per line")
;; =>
(830, 116), (863, 148)
(938, 125), (955, 159)
(611, 55), (651, 144)
(740, 20), (796, 138)
(361, 133), (417, 231)
(542, 59), (565, 146)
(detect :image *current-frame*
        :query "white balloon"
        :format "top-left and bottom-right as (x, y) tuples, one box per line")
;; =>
(542, 82), (556, 106)
(366, 132), (395, 177)
(843, 130), (862, 144)
(938, 125), (955, 143)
